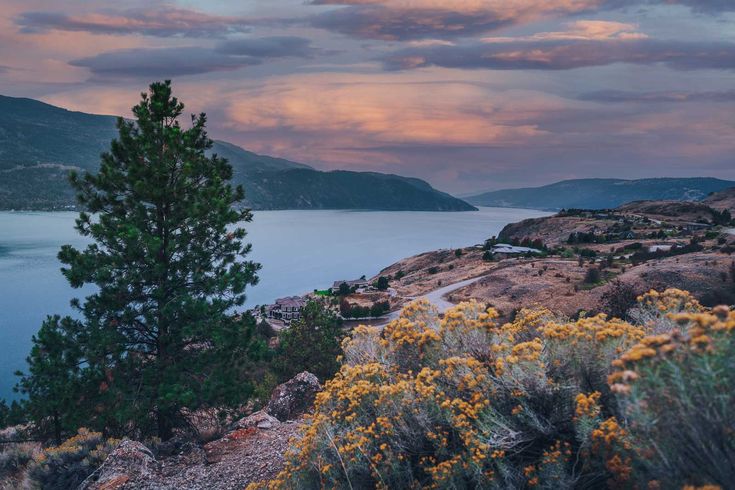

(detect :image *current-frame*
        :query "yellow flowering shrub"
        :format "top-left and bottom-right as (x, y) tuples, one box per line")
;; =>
(27, 428), (120, 488)
(608, 303), (735, 488)
(628, 288), (704, 333)
(254, 292), (734, 489)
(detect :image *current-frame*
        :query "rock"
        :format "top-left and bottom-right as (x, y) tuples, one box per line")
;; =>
(81, 440), (156, 490)
(233, 410), (280, 430)
(266, 371), (321, 422)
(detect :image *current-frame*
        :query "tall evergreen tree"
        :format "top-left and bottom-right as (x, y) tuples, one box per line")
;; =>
(18, 81), (262, 439)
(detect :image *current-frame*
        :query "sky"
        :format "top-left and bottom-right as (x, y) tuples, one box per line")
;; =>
(1, 0), (734, 194)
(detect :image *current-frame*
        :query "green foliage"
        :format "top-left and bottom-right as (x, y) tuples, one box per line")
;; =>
(338, 282), (352, 296)
(15, 316), (86, 443)
(454, 248), (463, 258)
(275, 301), (344, 382)
(27, 428), (119, 490)
(482, 250), (495, 261)
(375, 276), (390, 291)
(17, 81), (263, 440)
(0, 399), (26, 429)
(584, 267), (602, 284)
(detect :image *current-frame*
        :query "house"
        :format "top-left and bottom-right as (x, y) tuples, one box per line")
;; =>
(331, 278), (370, 294)
(491, 244), (542, 257)
(683, 222), (712, 231)
(267, 296), (307, 322)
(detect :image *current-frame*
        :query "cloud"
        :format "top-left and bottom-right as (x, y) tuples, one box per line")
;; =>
(667, 0), (735, 13)
(382, 39), (735, 71)
(70, 47), (260, 78)
(483, 20), (648, 42)
(579, 89), (735, 103)
(16, 7), (254, 38)
(310, 4), (517, 41)
(215, 37), (316, 58)
(307, 0), (734, 40)
(68, 36), (318, 79)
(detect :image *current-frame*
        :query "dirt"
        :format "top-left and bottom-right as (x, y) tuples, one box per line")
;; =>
(453, 252), (734, 317)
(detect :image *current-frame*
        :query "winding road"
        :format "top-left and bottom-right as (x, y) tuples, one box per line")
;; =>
(376, 275), (486, 325)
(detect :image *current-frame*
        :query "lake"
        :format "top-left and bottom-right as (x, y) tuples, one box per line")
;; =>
(0, 207), (549, 400)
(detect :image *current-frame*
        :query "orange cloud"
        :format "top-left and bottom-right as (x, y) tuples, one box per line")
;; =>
(483, 20), (648, 42)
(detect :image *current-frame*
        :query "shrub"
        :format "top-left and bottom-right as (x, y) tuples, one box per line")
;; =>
(584, 267), (602, 284)
(251, 290), (735, 489)
(0, 442), (37, 484)
(27, 428), (119, 489)
(601, 280), (639, 320)
(257, 301), (647, 489)
(428, 266), (440, 274)
(609, 304), (735, 488)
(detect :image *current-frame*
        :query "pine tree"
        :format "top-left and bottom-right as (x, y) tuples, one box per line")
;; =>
(18, 81), (262, 440)
(275, 301), (344, 382)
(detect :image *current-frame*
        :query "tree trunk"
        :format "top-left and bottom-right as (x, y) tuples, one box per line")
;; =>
(157, 407), (174, 440)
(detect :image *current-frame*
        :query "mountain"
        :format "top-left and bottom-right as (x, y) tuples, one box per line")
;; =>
(466, 178), (735, 211)
(0, 95), (475, 211)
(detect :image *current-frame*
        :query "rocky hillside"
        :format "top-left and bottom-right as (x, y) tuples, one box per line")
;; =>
(704, 186), (735, 213)
(498, 200), (731, 247)
(0, 95), (475, 212)
(466, 178), (735, 210)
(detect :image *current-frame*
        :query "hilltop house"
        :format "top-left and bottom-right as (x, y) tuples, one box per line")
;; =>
(331, 278), (370, 294)
(268, 296), (307, 322)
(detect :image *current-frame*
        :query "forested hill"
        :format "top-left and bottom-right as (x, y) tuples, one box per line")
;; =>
(466, 178), (735, 211)
(0, 95), (475, 211)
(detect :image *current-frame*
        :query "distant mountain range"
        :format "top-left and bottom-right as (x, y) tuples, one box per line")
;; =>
(0, 95), (475, 212)
(466, 178), (735, 211)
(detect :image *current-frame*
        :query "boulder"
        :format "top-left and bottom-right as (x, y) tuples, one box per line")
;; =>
(266, 371), (321, 422)
(233, 410), (280, 430)
(81, 440), (156, 490)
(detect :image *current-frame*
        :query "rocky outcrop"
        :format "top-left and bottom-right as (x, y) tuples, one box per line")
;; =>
(266, 371), (321, 422)
(79, 372), (320, 489)
(81, 440), (156, 490)
(233, 410), (280, 431)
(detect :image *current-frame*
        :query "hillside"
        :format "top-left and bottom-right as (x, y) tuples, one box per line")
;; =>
(704, 186), (735, 213)
(0, 95), (474, 211)
(466, 178), (735, 210)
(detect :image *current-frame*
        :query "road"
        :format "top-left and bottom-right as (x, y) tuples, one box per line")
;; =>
(376, 275), (486, 325)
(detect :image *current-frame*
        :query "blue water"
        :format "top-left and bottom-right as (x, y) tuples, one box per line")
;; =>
(0, 207), (550, 400)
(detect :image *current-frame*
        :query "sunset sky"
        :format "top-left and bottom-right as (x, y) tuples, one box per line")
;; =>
(1, 0), (734, 194)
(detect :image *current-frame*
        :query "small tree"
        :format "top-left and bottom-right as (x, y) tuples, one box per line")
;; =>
(584, 267), (602, 284)
(454, 249), (463, 258)
(338, 282), (351, 296)
(18, 81), (262, 440)
(276, 301), (344, 382)
(15, 316), (85, 443)
(376, 276), (389, 291)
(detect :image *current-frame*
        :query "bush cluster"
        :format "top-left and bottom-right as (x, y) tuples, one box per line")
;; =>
(26, 428), (119, 489)
(252, 289), (735, 489)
